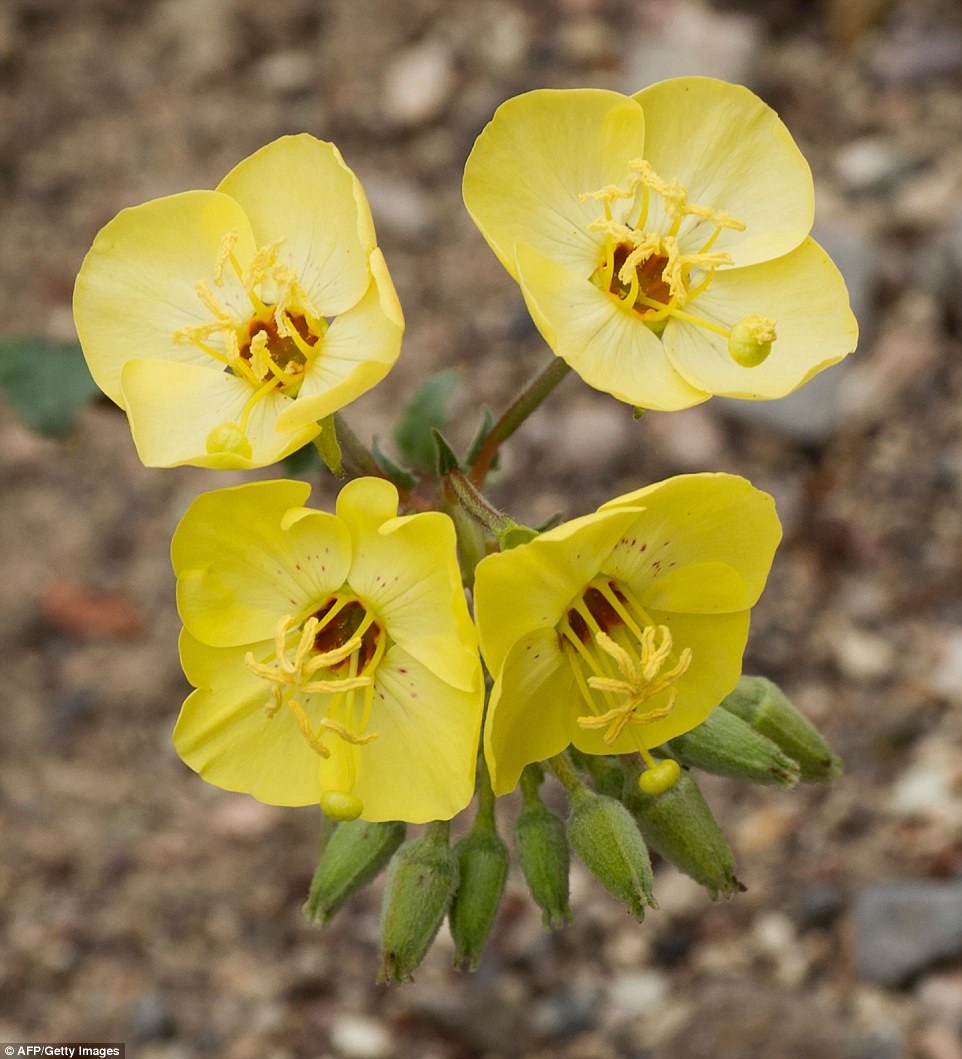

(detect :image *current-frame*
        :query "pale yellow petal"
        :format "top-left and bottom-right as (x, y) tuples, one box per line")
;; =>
(120, 359), (319, 469)
(662, 238), (858, 399)
(173, 480), (352, 647)
(483, 628), (583, 796)
(463, 89), (646, 279)
(275, 249), (404, 433)
(318, 645), (483, 822)
(632, 77), (813, 266)
(473, 506), (643, 678)
(515, 243), (708, 410)
(599, 473), (781, 614)
(174, 632), (322, 806)
(73, 190), (257, 406)
(217, 134), (375, 315)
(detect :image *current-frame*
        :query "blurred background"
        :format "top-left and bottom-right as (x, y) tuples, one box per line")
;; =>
(2, 0), (962, 1056)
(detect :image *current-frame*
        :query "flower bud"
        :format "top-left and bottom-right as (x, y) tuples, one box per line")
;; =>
(625, 766), (741, 900)
(566, 787), (656, 921)
(449, 824), (510, 969)
(668, 705), (801, 788)
(379, 824), (460, 983)
(513, 793), (572, 929)
(721, 676), (843, 783)
(304, 819), (406, 925)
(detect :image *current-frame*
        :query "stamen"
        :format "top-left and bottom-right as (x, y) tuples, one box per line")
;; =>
(213, 230), (239, 286)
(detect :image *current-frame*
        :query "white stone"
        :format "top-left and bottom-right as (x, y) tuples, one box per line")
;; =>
(329, 1013), (392, 1059)
(382, 39), (455, 128)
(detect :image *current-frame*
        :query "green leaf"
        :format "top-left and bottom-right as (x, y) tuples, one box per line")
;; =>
(431, 428), (460, 476)
(282, 438), (322, 477)
(0, 336), (100, 438)
(393, 369), (460, 472)
(372, 439), (418, 491)
(314, 415), (344, 478)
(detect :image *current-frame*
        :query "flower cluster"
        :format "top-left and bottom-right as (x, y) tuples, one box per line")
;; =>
(71, 79), (852, 975)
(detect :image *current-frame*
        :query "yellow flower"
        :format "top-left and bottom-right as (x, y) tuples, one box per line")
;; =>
(473, 474), (782, 796)
(74, 135), (403, 468)
(172, 477), (484, 823)
(462, 78), (857, 410)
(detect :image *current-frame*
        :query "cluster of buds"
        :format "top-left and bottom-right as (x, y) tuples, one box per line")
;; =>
(305, 677), (841, 980)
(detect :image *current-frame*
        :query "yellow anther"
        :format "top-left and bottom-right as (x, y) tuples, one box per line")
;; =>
(213, 230), (239, 286)
(242, 240), (283, 291)
(194, 278), (233, 323)
(576, 626), (692, 745)
(244, 610), (379, 759)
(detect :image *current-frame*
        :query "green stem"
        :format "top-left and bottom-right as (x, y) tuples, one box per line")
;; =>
(548, 752), (585, 797)
(423, 818), (452, 845)
(333, 412), (381, 478)
(470, 357), (571, 486)
(475, 756), (498, 832)
(447, 469), (512, 535)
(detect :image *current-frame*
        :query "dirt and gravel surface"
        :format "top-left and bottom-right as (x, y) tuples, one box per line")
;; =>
(3, 0), (962, 1056)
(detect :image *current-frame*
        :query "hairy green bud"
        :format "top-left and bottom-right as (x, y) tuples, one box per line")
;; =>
(513, 793), (572, 929)
(304, 819), (406, 925)
(449, 825), (510, 970)
(721, 676), (843, 783)
(379, 823), (459, 983)
(566, 786), (655, 921)
(668, 705), (801, 787)
(625, 766), (741, 900)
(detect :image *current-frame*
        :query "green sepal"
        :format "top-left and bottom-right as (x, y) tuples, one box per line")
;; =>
(449, 825), (510, 970)
(313, 415), (344, 478)
(667, 706), (801, 788)
(496, 522), (539, 550)
(432, 427), (461, 476)
(571, 751), (624, 800)
(534, 512), (563, 533)
(304, 819), (406, 925)
(393, 368), (459, 472)
(513, 790), (572, 929)
(379, 824), (460, 983)
(624, 765), (742, 900)
(0, 337), (100, 438)
(371, 438), (418, 491)
(566, 786), (655, 921)
(721, 676), (843, 783)
(632, 406), (645, 421)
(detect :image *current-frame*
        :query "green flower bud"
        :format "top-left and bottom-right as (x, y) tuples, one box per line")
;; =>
(513, 787), (572, 929)
(566, 786), (656, 921)
(721, 676), (843, 783)
(304, 819), (406, 926)
(449, 824), (510, 970)
(625, 766), (742, 900)
(379, 823), (460, 983)
(668, 705), (801, 788)
(570, 749), (624, 800)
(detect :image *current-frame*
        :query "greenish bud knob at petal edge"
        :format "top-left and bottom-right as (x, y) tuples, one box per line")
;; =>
(566, 787), (655, 921)
(513, 799), (572, 929)
(625, 767), (742, 900)
(449, 827), (510, 970)
(304, 819), (406, 926)
(721, 676), (843, 784)
(379, 827), (460, 983)
(668, 704), (801, 788)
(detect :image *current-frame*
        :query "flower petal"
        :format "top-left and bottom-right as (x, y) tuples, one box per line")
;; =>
(120, 359), (319, 468)
(662, 237), (858, 400)
(173, 480), (352, 647)
(318, 645), (483, 822)
(463, 89), (646, 279)
(474, 506), (642, 678)
(217, 134), (375, 316)
(600, 473), (781, 614)
(73, 190), (257, 406)
(572, 610), (750, 755)
(632, 77), (813, 266)
(336, 478), (479, 692)
(483, 628), (583, 796)
(174, 631), (322, 806)
(515, 243), (707, 410)
(275, 249), (404, 433)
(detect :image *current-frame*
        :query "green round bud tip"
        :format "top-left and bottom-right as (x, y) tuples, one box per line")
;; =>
(638, 758), (680, 795)
(206, 421), (253, 459)
(320, 790), (364, 821)
(728, 314), (776, 368)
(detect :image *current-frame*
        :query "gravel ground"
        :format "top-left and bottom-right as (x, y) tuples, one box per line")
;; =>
(3, 1), (962, 1056)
